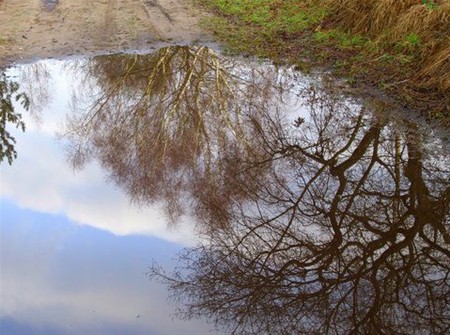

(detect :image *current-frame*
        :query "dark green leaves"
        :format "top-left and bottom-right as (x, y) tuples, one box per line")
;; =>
(0, 72), (29, 165)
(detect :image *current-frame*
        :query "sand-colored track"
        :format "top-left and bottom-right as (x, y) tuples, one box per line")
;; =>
(0, 0), (210, 66)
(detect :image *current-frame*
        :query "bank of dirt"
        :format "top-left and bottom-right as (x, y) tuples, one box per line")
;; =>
(0, 0), (211, 67)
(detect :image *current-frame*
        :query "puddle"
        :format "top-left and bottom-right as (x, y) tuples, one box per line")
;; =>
(1, 46), (449, 334)
(41, 0), (59, 11)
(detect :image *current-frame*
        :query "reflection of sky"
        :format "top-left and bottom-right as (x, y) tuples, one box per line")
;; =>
(1, 200), (217, 335)
(1, 58), (219, 334)
(1, 59), (199, 243)
(1, 54), (312, 242)
(1, 52), (316, 334)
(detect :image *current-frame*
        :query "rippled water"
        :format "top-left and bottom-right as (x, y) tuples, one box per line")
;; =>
(1, 46), (449, 335)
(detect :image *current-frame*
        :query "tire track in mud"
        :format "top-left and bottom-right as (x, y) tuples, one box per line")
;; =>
(139, 0), (208, 41)
(140, 0), (175, 39)
(142, 0), (174, 23)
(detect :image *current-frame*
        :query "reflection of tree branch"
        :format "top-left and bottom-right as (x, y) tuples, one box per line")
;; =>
(149, 86), (449, 334)
(64, 46), (297, 226)
(61, 46), (449, 334)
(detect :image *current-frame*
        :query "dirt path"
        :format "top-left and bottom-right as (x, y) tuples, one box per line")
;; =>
(0, 0), (211, 67)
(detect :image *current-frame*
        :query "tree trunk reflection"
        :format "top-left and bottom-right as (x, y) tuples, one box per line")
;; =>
(63, 46), (450, 334)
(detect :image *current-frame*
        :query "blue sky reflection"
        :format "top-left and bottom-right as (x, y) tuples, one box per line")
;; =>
(0, 57), (218, 334)
(0, 200), (217, 335)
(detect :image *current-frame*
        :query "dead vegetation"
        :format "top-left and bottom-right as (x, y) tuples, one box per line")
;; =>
(328, 0), (450, 99)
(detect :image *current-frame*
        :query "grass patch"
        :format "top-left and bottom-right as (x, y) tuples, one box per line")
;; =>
(314, 30), (368, 48)
(197, 0), (450, 121)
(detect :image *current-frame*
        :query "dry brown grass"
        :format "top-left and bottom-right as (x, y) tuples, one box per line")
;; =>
(327, 0), (450, 93)
(419, 37), (450, 93)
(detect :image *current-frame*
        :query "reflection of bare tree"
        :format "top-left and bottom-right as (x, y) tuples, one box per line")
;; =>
(18, 62), (52, 118)
(63, 46), (449, 334)
(65, 46), (298, 224)
(150, 93), (449, 334)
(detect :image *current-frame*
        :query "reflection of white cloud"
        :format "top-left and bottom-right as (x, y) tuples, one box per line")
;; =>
(6, 59), (66, 134)
(2, 55), (315, 246)
(2, 59), (199, 245)
(0, 129), (198, 244)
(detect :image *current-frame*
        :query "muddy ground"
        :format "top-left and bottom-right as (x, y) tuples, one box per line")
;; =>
(0, 0), (211, 67)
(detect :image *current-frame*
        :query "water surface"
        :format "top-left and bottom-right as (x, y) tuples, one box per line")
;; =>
(1, 45), (449, 334)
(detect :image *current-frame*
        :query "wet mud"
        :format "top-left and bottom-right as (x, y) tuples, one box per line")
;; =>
(0, 0), (211, 67)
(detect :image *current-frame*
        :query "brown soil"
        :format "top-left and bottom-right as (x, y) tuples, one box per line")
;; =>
(0, 0), (211, 67)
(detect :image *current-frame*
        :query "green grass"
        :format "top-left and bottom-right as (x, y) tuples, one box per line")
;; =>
(314, 30), (367, 48)
(196, 0), (450, 122)
(198, 0), (329, 59)
(201, 0), (327, 32)
(421, 0), (438, 10)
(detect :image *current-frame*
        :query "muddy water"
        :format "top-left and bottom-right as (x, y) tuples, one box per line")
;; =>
(1, 46), (449, 334)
